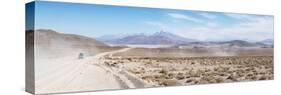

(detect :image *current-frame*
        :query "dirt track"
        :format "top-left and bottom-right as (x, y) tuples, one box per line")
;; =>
(35, 48), (146, 94)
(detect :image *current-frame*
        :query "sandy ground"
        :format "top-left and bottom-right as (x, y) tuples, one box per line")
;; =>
(34, 46), (273, 94)
(105, 56), (273, 86)
(35, 48), (146, 94)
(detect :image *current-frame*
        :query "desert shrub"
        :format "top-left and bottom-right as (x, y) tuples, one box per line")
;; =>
(159, 69), (168, 75)
(141, 75), (155, 80)
(190, 71), (201, 77)
(218, 73), (227, 77)
(159, 79), (180, 86)
(251, 76), (258, 80)
(133, 71), (141, 74)
(226, 75), (236, 81)
(198, 79), (209, 84)
(176, 72), (185, 80)
(259, 76), (267, 80)
(165, 73), (175, 79)
(128, 69), (137, 74)
(170, 68), (177, 71)
(185, 75), (191, 79)
(191, 62), (195, 65)
(215, 77), (225, 83)
(154, 74), (165, 79)
(214, 68), (219, 71)
(104, 61), (110, 66)
(110, 62), (117, 67)
(247, 73), (253, 77)
(194, 80), (200, 84)
(185, 79), (193, 83)
(202, 75), (216, 82)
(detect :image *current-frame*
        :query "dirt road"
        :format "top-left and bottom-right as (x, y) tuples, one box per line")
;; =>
(35, 48), (146, 94)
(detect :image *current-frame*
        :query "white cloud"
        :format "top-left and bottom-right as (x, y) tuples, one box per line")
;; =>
(143, 21), (167, 30)
(205, 22), (220, 27)
(167, 13), (201, 23)
(199, 13), (217, 19)
(145, 13), (273, 42)
(173, 15), (274, 41)
(225, 13), (254, 20)
(224, 13), (272, 22)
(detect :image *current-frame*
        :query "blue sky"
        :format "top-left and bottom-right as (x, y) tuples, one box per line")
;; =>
(30, 1), (274, 41)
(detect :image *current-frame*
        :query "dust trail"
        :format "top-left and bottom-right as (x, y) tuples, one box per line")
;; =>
(208, 47), (237, 56)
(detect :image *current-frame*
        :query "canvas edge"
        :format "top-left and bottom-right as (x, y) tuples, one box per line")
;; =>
(24, 1), (275, 94)
(25, 1), (35, 94)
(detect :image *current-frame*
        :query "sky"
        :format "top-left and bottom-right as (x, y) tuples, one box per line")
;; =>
(29, 1), (274, 42)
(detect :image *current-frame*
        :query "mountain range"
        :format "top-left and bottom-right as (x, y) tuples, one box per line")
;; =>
(28, 29), (273, 49)
(97, 31), (197, 45)
(97, 31), (273, 47)
(258, 39), (273, 45)
(27, 29), (110, 57)
(34, 29), (107, 48)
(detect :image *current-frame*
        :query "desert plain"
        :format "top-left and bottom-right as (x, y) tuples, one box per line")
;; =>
(28, 29), (273, 94)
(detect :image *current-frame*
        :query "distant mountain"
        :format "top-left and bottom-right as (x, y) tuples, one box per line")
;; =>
(98, 31), (197, 45)
(34, 29), (107, 48)
(28, 29), (109, 57)
(96, 34), (125, 43)
(152, 31), (197, 43)
(219, 40), (265, 47)
(175, 40), (271, 48)
(258, 39), (273, 45)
